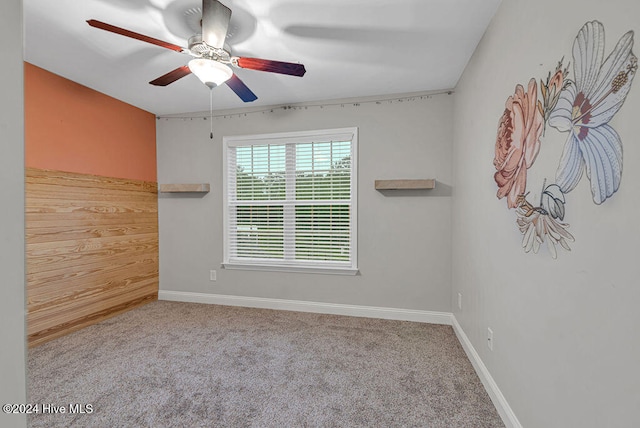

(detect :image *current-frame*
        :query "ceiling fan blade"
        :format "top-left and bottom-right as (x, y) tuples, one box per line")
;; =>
(87, 19), (187, 53)
(226, 74), (257, 102)
(202, 0), (231, 49)
(235, 57), (306, 77)
(149, 66), (192, 86)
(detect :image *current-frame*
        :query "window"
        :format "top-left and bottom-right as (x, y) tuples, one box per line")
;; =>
(223, 127), (357, 274)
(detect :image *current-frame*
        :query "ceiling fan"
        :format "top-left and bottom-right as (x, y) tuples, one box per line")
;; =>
(87, 0), (306, 103)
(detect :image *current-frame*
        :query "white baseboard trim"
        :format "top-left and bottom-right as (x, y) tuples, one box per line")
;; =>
(451, 316), (522, 428)
(158, 290), (453, 325)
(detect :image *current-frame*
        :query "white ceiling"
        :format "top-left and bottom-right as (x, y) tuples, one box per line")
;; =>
(24, 0), (502, 116)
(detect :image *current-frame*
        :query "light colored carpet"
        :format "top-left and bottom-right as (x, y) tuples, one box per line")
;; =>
(28, 301), (504, 427)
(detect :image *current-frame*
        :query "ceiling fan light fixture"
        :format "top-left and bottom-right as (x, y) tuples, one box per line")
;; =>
(188, 58), (233, 88)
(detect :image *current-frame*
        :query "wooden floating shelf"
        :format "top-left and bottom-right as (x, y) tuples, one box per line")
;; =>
(375, 179), (436, 190)
(159, 183), (210, 193)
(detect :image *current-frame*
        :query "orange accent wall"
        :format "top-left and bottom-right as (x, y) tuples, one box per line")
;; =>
(25, 62), (156, 182)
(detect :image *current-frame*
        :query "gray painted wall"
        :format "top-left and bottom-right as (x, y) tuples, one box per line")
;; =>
(157, 94), (453, 312)
(452, 0), (640, 426)
(0, 0), (27, 427)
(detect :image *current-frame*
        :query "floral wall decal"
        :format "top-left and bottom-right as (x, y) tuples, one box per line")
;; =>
(494, 21), (637, 258)
(494, 79), (544, 209)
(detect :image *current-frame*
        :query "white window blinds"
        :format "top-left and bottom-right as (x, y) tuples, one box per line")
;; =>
(223, 128), (358, 274)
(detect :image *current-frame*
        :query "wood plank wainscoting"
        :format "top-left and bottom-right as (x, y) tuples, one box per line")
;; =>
(26, 168), (159, 347)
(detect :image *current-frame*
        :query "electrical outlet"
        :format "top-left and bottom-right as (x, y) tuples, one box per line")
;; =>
(487, 328), (494, 351)
(457, 293), (462, 310)
(209, 270), (217, 281)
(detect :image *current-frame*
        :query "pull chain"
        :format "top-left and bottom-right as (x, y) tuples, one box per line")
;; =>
(209, 87), (214, 139)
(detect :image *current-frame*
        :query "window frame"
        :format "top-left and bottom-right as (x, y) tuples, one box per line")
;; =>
(222, 127), (358, 275)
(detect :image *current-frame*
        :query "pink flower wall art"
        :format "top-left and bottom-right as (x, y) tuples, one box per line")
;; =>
(494, 21), (637, 258)
(494, 79), (544, 209)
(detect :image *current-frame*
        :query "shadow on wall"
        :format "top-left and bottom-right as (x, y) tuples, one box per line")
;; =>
(158, 193), (210, 199)
(377, 180), (452, 198)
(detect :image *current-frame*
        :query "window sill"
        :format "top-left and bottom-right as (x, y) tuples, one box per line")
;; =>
(222, 262), (359, 276)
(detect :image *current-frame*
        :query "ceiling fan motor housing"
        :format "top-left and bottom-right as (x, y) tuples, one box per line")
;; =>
(188, 34), (230, 63)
